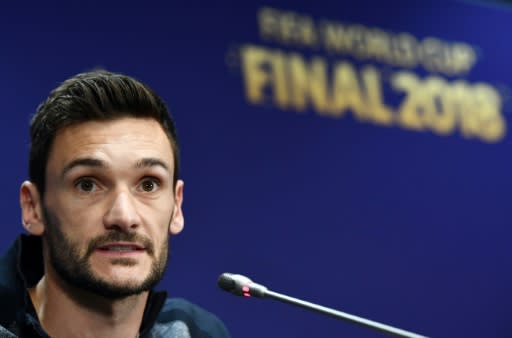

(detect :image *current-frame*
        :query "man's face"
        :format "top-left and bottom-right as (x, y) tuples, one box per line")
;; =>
(38, 117), (184, 298)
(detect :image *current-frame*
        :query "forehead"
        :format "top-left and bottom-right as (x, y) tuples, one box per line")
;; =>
(46, 117), (175, 173)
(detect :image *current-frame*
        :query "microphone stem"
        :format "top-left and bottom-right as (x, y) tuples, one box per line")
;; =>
(264, 290), (428, 338)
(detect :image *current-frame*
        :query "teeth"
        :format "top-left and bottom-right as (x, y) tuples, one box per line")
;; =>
(106, 246), (135, 251)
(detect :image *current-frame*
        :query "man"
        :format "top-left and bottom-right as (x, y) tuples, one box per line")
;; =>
(0, 71), (230, 338)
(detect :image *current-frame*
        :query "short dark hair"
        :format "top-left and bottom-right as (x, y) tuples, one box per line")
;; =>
(29, 70), (180, 195)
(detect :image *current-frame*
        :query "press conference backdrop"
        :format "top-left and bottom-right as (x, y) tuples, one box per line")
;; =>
(0, 1), (510, 337)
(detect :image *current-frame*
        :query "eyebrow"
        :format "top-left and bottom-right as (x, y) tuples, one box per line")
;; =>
(134, 158), (169, 172)
(61, 157), (169, 178)
(61, 158), (106, 177)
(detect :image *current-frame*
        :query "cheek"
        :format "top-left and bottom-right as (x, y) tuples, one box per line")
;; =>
(141, 199), (174, 225)
(48, 192), (93, 221)
(60, 210), (96, 231)
(49, 203), (104, 242)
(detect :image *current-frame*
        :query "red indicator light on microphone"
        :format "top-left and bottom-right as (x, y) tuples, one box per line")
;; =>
(242, 285), (251, 297)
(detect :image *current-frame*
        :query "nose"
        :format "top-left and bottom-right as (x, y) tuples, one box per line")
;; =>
(103, 190), (142, 232)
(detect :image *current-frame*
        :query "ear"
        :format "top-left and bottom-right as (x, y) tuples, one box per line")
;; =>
(169, 179), (184, 235)
(20, 181), (45, 236)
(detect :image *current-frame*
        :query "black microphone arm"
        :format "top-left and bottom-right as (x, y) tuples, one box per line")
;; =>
(218, 273), (428, 338)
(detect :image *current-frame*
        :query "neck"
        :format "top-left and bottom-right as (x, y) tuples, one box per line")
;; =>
(29, 272), (148, 338)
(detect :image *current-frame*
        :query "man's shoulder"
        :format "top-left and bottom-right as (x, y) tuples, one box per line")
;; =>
(0, 237), (20, 285)
(0, 324), (17, 338)
(150, 298), (230, 338)
(0, 237), (23, 327)
(0, 240), (19, 338)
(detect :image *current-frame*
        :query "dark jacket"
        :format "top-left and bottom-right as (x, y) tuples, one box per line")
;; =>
(0, 235), (230, 338)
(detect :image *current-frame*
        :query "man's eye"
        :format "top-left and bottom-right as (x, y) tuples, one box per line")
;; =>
(75, 178), (97, 192)
(140, 178), (159, 192)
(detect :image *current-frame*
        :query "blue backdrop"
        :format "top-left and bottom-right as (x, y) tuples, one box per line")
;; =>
(0, 1), (510, 337)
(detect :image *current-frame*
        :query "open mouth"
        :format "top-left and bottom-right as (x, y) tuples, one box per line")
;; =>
(96, 243), (146, 254)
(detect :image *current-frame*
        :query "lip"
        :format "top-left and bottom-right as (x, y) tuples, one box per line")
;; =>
(95, 242), (146, 256)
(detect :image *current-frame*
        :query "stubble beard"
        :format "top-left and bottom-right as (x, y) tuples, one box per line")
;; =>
(42, 206), (169, 300)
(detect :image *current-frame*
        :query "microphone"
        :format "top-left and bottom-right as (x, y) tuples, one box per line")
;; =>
(218, 273), (428, 338)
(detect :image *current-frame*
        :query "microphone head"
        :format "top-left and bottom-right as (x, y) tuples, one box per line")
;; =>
(217, 273), (267, 298)
(217, 273), (238, 292)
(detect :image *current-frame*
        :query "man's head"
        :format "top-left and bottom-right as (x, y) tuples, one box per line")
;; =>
(29, 70), (180, 196)
(19, 70), (184, 299)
